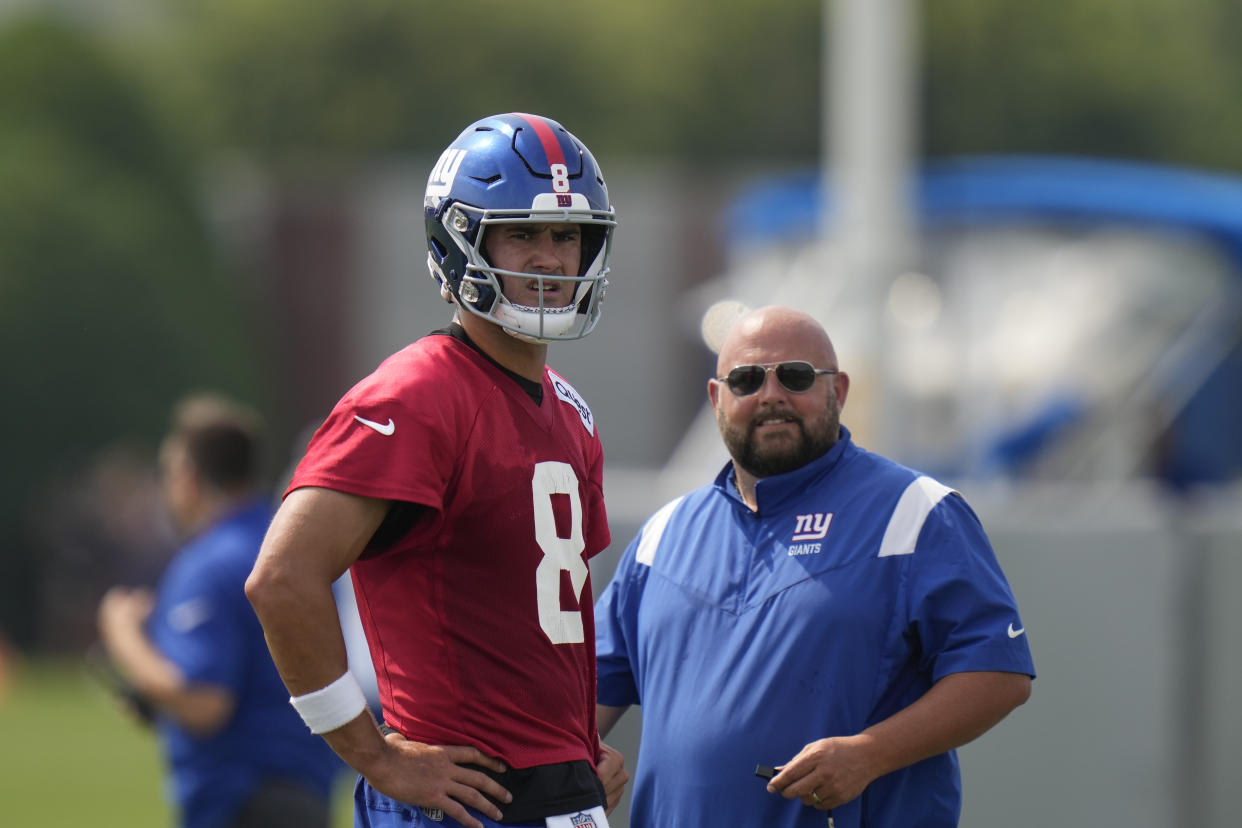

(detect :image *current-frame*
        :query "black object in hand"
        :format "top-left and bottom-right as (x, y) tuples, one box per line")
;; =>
(85, 642), (157, 725)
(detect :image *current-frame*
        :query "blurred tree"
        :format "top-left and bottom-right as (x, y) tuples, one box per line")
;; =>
(0, 14), (269, 649)
(922, 0), (1242, 171)
(133, 0), (821, 168)
(121, 0), (1242, 174)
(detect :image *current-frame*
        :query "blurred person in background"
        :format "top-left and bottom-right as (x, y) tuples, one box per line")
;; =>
(595, 305), (1035, 827)
(246, 113), (625, 828)
(96, 393), (342, 828)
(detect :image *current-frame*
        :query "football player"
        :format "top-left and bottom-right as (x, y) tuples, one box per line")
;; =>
(247, 113), (623, 828)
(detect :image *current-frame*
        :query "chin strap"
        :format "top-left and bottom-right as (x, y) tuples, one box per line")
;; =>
(502, 323), (552, 345)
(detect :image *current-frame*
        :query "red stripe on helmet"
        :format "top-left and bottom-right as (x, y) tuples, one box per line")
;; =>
(512, 113), (567, 171)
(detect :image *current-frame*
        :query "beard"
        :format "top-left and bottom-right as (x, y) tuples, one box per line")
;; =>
(718, 399), (841, 479)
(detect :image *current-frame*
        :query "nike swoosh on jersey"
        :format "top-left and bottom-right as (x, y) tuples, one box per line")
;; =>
(353, 414), (396, 436)
(1007, 623), (1026, 639)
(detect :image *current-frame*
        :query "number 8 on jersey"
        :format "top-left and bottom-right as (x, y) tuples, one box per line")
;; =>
(532, 461), (589, 645)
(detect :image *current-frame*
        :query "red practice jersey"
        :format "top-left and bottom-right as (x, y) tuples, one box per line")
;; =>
(288, 333), (610, 769)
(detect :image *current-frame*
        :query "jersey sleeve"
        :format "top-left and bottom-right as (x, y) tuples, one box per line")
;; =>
(904, 494), (1036, 682)
(288, 349), (461, 510)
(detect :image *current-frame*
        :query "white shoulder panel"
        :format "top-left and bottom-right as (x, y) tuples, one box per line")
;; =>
(635, 496), (686, 567)
(876, 476), (955, 558)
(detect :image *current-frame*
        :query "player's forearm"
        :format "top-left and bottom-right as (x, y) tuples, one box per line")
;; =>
(246, 554), (352, 693)
(855, 670), (1031, 779)
(246, 488), (381, 693)
(246, 557), (389, 773)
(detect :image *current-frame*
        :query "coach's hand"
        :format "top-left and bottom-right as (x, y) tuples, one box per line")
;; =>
(363, 729), (512, 828)
(767, 735), (873, 811)
(596, 740), (628, 814)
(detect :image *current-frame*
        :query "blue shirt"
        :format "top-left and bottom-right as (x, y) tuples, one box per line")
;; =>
(596, 428), (1035, 828)
(147, 499), (342, 828)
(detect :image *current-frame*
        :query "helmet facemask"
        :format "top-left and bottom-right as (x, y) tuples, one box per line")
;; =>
(430, 199), (613, 343)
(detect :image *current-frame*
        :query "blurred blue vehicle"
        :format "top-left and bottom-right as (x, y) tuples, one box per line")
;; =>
(701, 155), (1242, 488)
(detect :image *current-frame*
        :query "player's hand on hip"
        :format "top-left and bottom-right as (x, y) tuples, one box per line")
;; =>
(368, 730), (513, 828)
(596, 740), (629, 814)
(767, 736), (874, 811)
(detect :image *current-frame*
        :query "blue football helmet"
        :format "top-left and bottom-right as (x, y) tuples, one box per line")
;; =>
(424, 113), (616, 342)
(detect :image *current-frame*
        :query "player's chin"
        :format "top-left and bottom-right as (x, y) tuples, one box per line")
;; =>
(538, 293), (572, 308)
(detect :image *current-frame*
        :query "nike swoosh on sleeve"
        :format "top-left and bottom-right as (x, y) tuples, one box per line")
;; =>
(353, 415), (395, 436)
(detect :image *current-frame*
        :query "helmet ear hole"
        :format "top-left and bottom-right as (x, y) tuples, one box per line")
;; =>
(475, 227), (494, 268)
(578, 225), (608, 275)
(429, 237), (448, 262)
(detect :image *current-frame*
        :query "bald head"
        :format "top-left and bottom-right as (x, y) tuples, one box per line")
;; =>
(716, 306), (839, 376)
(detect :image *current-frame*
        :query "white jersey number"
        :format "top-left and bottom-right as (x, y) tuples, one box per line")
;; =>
(532, 461), (588, 644)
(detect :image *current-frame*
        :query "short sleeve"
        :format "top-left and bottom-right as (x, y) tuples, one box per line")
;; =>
(289, 368), (458, 509)
(904, 494), (1036, 682)
(595, 538), (647, 708)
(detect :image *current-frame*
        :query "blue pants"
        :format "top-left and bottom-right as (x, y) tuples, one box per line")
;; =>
(353, 776), (544, 828)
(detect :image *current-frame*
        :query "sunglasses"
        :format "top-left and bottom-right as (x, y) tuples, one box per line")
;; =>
(718, 361), (838, 397)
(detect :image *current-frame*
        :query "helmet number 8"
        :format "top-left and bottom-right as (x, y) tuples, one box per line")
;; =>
(531, 461), (588, 644)
(550, 163), (570, 194)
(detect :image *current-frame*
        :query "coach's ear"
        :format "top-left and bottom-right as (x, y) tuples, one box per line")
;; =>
(708, 377), (723, 410)
(833, 371), (850, 409)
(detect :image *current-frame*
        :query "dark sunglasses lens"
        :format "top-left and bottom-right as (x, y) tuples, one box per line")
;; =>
(727, 366), (766, 396)
(775, 362), (816, 392)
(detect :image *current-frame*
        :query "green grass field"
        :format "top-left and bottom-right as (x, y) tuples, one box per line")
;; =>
(0, 657), (354, 827)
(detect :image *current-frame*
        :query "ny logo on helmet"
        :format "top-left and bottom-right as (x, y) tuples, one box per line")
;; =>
(426, 148), (467, 202)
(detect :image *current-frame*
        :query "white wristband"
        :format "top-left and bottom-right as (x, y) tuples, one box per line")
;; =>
(289, 672), (368, 734)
